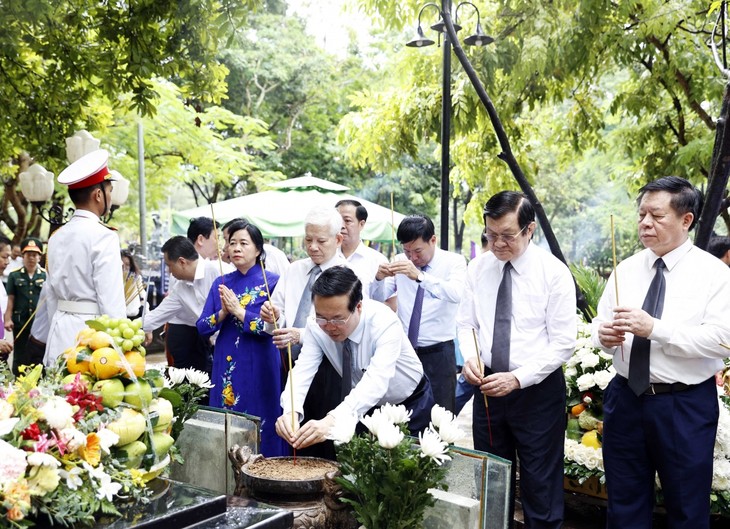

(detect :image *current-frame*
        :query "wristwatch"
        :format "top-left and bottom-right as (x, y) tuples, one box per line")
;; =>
(416, 271), (425, 283)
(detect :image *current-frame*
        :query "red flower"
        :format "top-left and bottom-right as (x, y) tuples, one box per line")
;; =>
(21, 423), (41, 441)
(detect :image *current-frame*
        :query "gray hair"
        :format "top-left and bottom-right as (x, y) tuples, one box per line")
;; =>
(304, 206), (343, 237)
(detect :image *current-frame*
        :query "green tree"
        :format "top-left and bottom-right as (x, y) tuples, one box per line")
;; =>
(0, 0), (259, 241)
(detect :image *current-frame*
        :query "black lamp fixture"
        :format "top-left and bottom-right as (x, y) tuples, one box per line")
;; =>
(405, 1), (494, 250)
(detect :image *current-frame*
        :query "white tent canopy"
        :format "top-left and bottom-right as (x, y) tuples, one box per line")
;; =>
(171, 175), (405, 242)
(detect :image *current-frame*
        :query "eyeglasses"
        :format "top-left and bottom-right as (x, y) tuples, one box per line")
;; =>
(315, 310), (355, 327)
(484, 225), (528, 243)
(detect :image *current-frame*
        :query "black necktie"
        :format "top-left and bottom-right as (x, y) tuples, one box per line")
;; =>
(491, 262), (513, 372)
(290, 265), (321, 361)
(407, 266), (426, 348)
(341, 339), (352, 400)
(628, 258), (666, 396)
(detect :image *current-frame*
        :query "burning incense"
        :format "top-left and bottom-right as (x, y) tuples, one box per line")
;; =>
(260, 261), (297, 463)
(610, 215), (624, 361)
(471, 328), (493, 446)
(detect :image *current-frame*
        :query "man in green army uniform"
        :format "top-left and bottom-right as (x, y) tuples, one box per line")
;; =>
(4, 238), (46, 374)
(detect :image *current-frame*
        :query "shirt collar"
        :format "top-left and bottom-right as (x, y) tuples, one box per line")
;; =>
(347, 302), (367, 346)
(72, 209), (100, 222)
(647, 238), (692, 272)
(500, 241), (533, 276)
(192, 258), (206, 282)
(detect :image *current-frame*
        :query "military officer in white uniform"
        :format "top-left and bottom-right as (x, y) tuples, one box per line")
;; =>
(43, 149), (126, 365)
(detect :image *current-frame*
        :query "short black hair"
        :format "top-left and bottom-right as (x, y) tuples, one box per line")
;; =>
(0, 234), (11, 249)
(162, 236), (199, 261)
(396, 214), (434, 244)
(187, 217), (215, 243)
(226, 219), (266, 265)
(222, 217), (251, 235)
(708, 236), (730, 259)
(311, 266), (362, 313)
(121, 249), (140, 275)
(335, 199), (368, 223)
(638, 176), (703, 231)
(68, 181), (111, 207)
(483, 191), (535, 230)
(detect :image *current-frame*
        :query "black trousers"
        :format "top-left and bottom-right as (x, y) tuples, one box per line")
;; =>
(415, 340), (456, 413)
(166, 323), (210, 373)
(473, 368), (566, 529)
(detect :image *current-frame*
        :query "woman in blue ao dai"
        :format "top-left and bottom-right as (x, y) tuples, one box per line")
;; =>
(197, 220), (287, 456)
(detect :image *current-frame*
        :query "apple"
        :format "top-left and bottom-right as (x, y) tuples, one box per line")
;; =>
(93, 378), (126, 408)
(123, 380), (153, 410)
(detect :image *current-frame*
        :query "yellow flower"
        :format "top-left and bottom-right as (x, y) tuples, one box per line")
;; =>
(208, 314), (217, 326)
(27, 465), (60, 495)
(249, 321), (258, 332)
(3, 479), (31, 517)
(226, 355), (232, 362)
(79, 432), (101, 466)
(239, 294), (252, 308)
(129, 468), (147, 488)
(222, 385), (236, 407)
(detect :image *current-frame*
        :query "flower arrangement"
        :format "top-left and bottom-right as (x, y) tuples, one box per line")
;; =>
(563, 316), (615, 483)
(328, 403), (462, 529)
(0, 316), (212, 528)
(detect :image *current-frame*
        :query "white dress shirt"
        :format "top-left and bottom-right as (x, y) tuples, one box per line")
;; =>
(265, 254), (348, 338)
(281, 299), (423, 424)
(373, 248), (467, 346)
(345, 241), (388, 300)
(44, 210), (126, 364)
(165, 259), (232, 325)
(0, 283), (6, 314)
(592, 238), (730, 385)
(456, 243), (577, 388)
(263, 243), (290, 277)
(144, 258), (224, 331)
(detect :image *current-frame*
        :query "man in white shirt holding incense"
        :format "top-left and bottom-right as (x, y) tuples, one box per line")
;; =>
(594, 176), (730, 529)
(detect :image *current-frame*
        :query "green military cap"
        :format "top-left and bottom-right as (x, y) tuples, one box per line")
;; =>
(20, 237), (43, 254)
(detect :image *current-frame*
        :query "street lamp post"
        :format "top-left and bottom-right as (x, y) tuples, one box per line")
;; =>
(407, 1), (493, 250)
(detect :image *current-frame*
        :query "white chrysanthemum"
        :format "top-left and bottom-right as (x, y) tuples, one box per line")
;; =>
(576, 373), (596, 392)
(185, 368), (215, 389)
(27, 451), (61, 468)
(0, 417), (20, 437)
(380, 403), (411, 425)
(593, 370), (616, 391)
(418, 427), (451, 466)
(566, 355), (580, 368)
(430, 405), (454, 430)
(360, 409), (389, 437)
(435, 418), (465, 445)
(96, 428), (120, 453)
(0, 439), (28, 481)
(60, 428), (87, 452)
(565, 366), (578, 378)
(376, 422), (404, 449)
(167, 367), (187, 385)
(39, 396), (75, 430)
(327, 413), (358, 445)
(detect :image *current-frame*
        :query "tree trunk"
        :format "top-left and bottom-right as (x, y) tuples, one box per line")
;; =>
(695, 80), (730, 249)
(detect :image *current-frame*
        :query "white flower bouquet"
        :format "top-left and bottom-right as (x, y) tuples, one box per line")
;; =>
(328, 403), (462, 529)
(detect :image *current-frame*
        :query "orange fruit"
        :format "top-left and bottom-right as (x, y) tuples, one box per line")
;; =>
(121, 351), (146, 379)
(66, 346), (92, 374)
(89, 347), (122, 379)
(88, 331), (114, 351)
(571, 403), (586, 416)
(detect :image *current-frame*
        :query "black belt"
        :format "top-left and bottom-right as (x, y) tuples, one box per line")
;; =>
(414, 340), (454, 354)
(617, 375), (693, 396)
(399, 376), (428, 407)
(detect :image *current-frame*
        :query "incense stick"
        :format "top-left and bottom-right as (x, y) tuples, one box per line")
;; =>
(210, 204), (225, 283)
(610, 215), (624, 361)
(390, 192), (396, 258)
(260, 261), (297, 463)
(471, 328), (493, 446)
